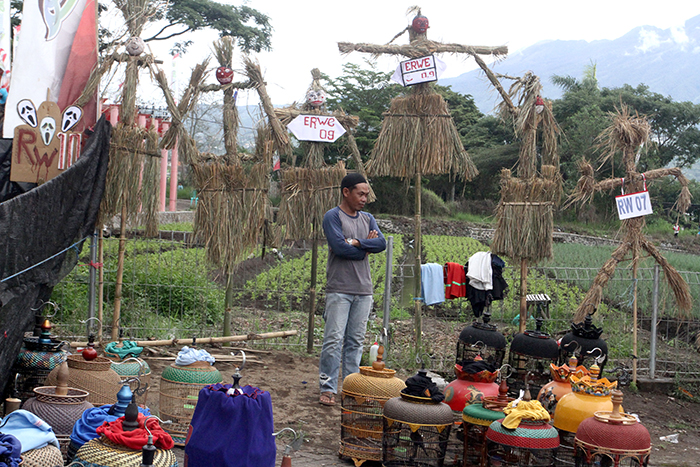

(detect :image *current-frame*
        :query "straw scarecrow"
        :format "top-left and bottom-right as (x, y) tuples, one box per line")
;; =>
(471, 65), (562, 333)
(272, 68), (378, 352)
(339, 7), (505, 348)
(151, 40), (279, 338)
(568, 105), (692, 382)
(73, 0), (168, 340)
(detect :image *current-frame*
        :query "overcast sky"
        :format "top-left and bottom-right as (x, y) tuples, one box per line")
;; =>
(139, 1), (700, 108)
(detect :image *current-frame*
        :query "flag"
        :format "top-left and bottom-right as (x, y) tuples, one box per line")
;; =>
(4, 0), (89, 138)
(57, 0), (97, 132)
(0, 0), (10, 88)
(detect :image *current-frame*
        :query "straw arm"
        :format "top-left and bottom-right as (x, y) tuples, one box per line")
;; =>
(470, 53), (516, 115)
(199, 80), (256, 93)
(338, 41), (507, 58)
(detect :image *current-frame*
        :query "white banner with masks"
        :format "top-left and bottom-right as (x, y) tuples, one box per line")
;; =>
(4, 0), (88, 138)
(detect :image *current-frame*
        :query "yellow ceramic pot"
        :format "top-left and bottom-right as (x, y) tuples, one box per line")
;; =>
(552, 391), (621, 434)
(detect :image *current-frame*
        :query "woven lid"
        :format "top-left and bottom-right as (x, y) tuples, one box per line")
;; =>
(67, 354), (113, 371)
(33, 386), (89, 404)
(342, 368), (405, 399)
(383, 396), (453, 426)
(510, 332), (559, 360)
(463, 403), (503, 426)
(575, 389), (651, 453)
(486, 419), (559, 450)
(459, 323), (506, 350)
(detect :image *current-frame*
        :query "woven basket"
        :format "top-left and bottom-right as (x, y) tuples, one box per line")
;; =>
(159, 362), (222, 446)
(73, 437), (177, 467)
(110, 358), (152, 406)
(21, 444), (64, 467)
(340, 366), (405, 464)
(12, 348), (69, 400)
(45, 355), (122, 406)
(23, 387), (93, 435)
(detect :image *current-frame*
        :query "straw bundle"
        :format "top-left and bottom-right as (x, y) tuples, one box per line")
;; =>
(213, 36), (240, 161)
(138, 125), (161, 236)
(192, 161), (268, 275)
(244, 56), (292, 156)
(152, 59), (210, 163)
(642, 238), (692, 314)
(598, 105), (650, 169)
(367, 87), (477, 181)
(337, 41), (508, 59)
(278, 163), (346, 240)
(99, 124), (155, 226)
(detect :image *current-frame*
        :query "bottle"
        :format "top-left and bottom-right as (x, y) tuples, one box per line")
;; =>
(369, 342), (379, 363)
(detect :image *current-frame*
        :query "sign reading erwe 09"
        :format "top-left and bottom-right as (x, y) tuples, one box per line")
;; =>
(287, 115), (346, 143)
(615, 191), (653, 220)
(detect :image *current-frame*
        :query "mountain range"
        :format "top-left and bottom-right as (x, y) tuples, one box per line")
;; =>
(441, 14), (700, 114)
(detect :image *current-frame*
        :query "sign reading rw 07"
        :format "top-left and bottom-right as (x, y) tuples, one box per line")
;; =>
(287, 115), (346, 143)
(615, 191), (653, 220)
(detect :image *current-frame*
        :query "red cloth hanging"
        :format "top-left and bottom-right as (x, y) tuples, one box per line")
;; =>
(96, 413), (174, 450)
(444, 262), (467, 299)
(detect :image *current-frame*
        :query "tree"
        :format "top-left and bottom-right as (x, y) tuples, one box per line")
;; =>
(146, 0), (272, 53)
(322, 61), (402, 161)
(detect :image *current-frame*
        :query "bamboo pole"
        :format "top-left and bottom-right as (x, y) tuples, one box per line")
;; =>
(70, 330), (298, 348)
(307, 223), (319, 353)
(98, 229), (104, 344)
(224, 274), (233, 338)
(519, 258), (528, 333)
(414, 172), (422, 351)
(111, 201), (128, 341)
(632, 261), (638, 385)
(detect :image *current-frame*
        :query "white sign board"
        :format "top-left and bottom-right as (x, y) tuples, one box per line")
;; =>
(287, 115), (346, 143)
(615, 191), (653, 220)
(391, 55), (446, 87)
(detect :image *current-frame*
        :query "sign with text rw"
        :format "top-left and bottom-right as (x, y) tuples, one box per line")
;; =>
(392, 54), (444, 87)
(287, 115), (346, 143)
(615, 191), (653, 220)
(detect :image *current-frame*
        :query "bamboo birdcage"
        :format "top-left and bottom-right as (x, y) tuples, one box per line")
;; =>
(45, 355), (121, 406)
(158, 362), (223, 446)
(73, 438), (177, 467)
(382, 393), (454, 467)
(340, 366), (406, 465)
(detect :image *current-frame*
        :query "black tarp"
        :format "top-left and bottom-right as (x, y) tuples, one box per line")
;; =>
(0, 115), (110, 389)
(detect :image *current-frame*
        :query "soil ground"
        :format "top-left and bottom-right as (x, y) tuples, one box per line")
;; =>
(142, 345), (700, 467)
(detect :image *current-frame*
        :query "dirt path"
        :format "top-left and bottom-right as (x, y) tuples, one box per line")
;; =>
(142, 348), (699, 467)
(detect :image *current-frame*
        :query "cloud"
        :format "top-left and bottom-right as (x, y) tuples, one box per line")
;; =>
(636, 28), (662, 52)
(670, 26), (690, 44)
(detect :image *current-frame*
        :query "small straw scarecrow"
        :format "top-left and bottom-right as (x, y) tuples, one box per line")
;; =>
(567, 105), (692, 383)
(339, 7), (505, 349)
(471, 65), (562, 333)
(272, 69), (375, 352)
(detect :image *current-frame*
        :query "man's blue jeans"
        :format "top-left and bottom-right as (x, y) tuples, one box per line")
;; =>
(319, 293), (373, 394)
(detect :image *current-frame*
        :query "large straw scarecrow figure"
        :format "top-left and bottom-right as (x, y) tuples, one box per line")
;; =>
(151, 39), (275, 338)
(339, 7), (506, 348)
(568, 105), (692, 382)
(471, 65), (562, 333)
(272, 69), (376, 352)
(74, 0), (166, 340)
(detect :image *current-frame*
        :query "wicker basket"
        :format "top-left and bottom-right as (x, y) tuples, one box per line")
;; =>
(110, 358), (152, 406)
(21, 444), (64, 467)
(45, 355), (122, 406)
(23, 386), (93, 435)
(159, 362), (222, 446)
(12, 347), (69, 401)
(340, 366), (405, 464)
(73, 437), (177, 467)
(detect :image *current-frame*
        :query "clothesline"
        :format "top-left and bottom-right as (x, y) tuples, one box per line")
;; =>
(418, 252), (509, 319)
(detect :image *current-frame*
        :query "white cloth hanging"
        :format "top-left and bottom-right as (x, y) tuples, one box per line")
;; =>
(466, 251), (492, 291)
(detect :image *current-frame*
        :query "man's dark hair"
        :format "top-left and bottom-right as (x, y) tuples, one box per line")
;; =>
(340, 173), (367, 192)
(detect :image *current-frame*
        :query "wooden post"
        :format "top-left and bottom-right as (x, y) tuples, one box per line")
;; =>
(307, 223), (319, 353)
(111, 201), (128, 341)
(632, 261), (638, 385)
(97, 229), (104, 344)
(224, 273), (233, 338)
(519, 258), (528, 333)
(414, 173), (422, 351)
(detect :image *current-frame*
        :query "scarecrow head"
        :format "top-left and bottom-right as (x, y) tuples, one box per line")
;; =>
(305, 89), (327, 108)
(412, 14), (429, 34)
(216, 66), (234, 84)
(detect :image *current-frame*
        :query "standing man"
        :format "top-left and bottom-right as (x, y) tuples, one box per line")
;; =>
(319, 173), (386, 406)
